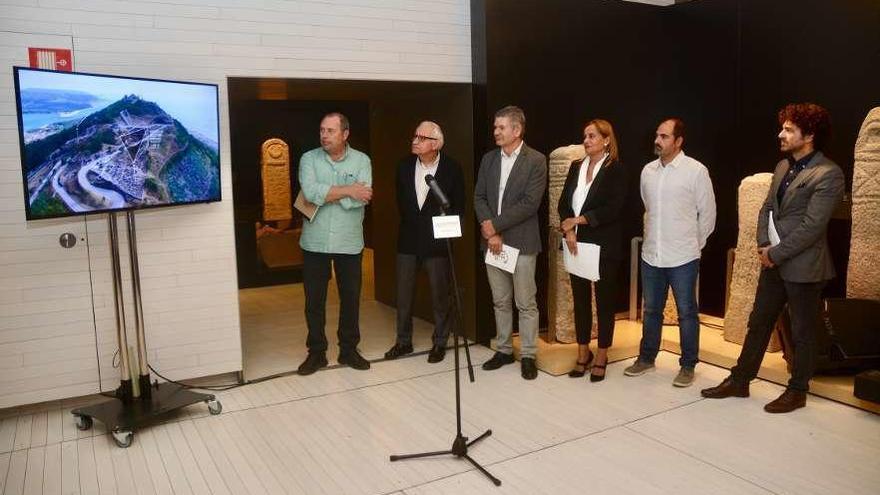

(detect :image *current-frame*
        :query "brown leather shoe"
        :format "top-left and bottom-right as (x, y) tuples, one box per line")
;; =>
(700, 377), (749, 399)
(764, 389), (806, 413)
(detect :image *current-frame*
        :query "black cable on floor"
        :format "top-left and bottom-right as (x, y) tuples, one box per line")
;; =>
(147, 364), (244, 391)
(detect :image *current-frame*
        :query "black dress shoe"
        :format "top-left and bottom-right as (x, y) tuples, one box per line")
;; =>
(481, 351), (515, 370)
(384, 343), (413, 360)
(521, 357), (538, 380)
(297, 352), (328, 376)
(701, 377), (750, 399)
(427, 345), (446, 363)
(764, 389), (806, 413)
(338, 350), (371, 370)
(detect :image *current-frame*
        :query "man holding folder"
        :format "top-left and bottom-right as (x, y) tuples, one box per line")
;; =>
(474, 105), (547, 380)
(702, 103), (844, 412)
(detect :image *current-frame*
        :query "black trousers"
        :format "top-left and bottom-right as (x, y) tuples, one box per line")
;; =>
(730, 267), (825, 392)
(302, 250), (362, 354)
(395, 254), (451, 347)
(570, 257), (620, 349)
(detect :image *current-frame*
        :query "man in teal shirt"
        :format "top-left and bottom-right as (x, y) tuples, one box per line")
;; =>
(296, 112), (373, 375)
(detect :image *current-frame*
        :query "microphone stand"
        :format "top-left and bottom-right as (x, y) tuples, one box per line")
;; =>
(389, 203), (501, 487)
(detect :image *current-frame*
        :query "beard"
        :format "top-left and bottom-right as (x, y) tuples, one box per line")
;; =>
(654, 144), (663, 156)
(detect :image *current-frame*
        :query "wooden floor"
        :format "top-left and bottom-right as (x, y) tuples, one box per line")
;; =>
(1, 348), (878, 495)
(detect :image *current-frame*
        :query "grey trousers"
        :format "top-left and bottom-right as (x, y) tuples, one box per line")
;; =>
(486, 253), (538, 358)
(395, 254), (451, 347)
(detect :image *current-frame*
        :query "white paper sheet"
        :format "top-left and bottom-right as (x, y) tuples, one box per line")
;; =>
(768, 211), (781, 247)
(563, 242), (601, 281)
(484, 244), (519, 273)
(432, 215), (462, 239)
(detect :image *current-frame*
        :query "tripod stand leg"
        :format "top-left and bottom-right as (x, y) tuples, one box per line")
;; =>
(390, 449), (453, 462)
(463, 454), (502, 486)
(466, 429), (492, 447)
(388, 232), (502, 487)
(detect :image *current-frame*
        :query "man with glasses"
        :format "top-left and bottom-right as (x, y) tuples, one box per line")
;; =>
(296, 112), (373, 375)
(385, 121), (464, 363)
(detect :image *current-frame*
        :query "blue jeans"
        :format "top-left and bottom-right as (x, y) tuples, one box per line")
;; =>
(639, 259), (700, 369)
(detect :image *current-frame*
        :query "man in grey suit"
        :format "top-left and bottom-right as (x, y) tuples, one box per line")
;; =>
(474, 105), (547, 380)
(702, 103), (844, 413)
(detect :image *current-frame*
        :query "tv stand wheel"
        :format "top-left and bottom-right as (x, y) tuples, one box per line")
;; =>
(112, 429), (133, 448)
(74, 414), (93, 431)
(207, 399), (222, 415)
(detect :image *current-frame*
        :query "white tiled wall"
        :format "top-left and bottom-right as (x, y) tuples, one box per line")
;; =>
(0, 0), (471, 408)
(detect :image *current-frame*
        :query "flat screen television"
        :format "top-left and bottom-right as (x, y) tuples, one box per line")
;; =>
(13, 67), (221, 220)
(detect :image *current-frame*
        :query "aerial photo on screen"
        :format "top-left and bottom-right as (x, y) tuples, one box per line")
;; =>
(16, 69), (220, 219)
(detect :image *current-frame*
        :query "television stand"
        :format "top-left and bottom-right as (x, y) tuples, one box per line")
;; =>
(71, 211), (221, 448)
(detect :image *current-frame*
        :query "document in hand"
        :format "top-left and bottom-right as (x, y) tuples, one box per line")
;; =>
(563, 242), (601, 281)
(768, 211), (781, 246)
(484, 244), (519, 273)
(294, 190), (318, 222)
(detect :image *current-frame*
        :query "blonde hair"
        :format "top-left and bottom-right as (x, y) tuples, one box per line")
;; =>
(585, 119), (619, 162)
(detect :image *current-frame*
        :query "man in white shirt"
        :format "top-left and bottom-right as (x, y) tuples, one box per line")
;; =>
(474, 106), (547, 380)
(625, 118), (716, 387)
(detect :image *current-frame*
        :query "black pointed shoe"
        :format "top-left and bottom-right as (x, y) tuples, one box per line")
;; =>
(338, 349), (371, 370)
(297, 352), (328, 376)
(384, 343), (413, 360)
(764, 389), (806, 413)
(427, 345), (446, 363)
(701, 377), (750, 399)
(482, 351), (515, 370)
(568, 349), (594, 378)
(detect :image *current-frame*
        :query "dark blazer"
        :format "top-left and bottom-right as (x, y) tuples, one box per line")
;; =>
(757, 151), (845, 283)
(396, 153), (465, 258)
(474, 143), (547, 254)
(557, 157), (628, 260)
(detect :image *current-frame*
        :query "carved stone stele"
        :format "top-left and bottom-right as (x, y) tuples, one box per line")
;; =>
(724, 172), (779, 350)
(548, 145), (600, 343)
(847, 107), (880, 301)
(261, 139), (292, 221)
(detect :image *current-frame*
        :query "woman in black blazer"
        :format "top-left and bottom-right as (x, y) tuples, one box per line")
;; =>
(558, 119), (628, 381)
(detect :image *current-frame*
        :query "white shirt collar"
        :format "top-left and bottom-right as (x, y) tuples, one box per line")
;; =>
(501, 140), (524, 160)
(661, 150), (685, 168)
(417, 152), (440, 169)
(586, 153), (609, 170)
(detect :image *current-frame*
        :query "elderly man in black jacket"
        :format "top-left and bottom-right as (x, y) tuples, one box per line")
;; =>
(384, 121), (465, 363)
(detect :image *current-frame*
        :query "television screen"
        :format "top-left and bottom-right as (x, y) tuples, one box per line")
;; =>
(13, 67), (221, 220)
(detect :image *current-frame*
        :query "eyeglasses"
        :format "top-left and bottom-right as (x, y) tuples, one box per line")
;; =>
(412, 134), (438, 143)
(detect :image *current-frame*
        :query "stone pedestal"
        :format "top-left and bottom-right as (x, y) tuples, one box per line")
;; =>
(547, 145), (598, 343)
(724, 173), (780, 350)
(847, 107), (880, 301)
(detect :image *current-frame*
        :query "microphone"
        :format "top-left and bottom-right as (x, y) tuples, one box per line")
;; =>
(424, 174), (450, 211)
